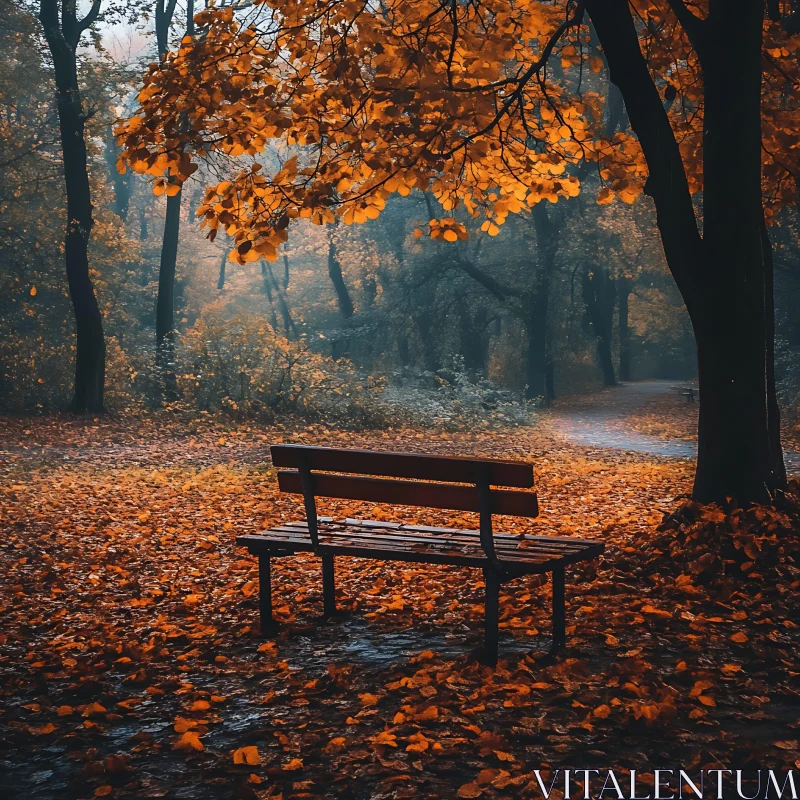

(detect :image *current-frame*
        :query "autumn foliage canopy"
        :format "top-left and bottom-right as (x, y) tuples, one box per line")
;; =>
(117, 0), (800, 266)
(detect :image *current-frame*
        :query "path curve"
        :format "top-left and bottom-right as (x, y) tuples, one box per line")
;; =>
(548, 380), (800, 471)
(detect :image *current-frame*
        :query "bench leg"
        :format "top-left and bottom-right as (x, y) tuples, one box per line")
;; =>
(551, 565), (566, 652)
(322, 553), (336, 617)
(482, 568), (500, 667)
(258, 554), (274, 633)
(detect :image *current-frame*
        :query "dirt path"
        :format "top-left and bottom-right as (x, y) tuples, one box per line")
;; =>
(547, 379), (800, 472)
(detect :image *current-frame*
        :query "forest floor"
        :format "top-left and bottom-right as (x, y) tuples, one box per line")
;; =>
(2, 389), (800, 800)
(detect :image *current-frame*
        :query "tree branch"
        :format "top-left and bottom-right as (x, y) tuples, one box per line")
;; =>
(455, 257), (515, 303)
(665, 0), (707, 53)
(586, 0), (703, 311)
(78, 0), (102, 34)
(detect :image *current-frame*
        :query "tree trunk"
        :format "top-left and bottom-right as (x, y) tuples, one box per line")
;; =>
(217, 247), (227, 289)
(415, 312), (439, 372)
(156, 190), (180, 400)
(104, 126), (130, 222)
(459, 303), (489, 374)
(39, 0), (105, 413)
(582, 266), (617, 387)
(139, 194), (149, 240)
(262, 259), (297, 338)
(587, 0), (786, 503)
(528, 204), (559, 405)
(154, 0), (183, 403)
(524, 289), (549, 401)
(617, 275), (632, 381)
(327, 232), (354, 319)
(693, 1), (785, 502)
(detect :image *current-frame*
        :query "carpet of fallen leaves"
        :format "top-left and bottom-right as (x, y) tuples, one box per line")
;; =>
(2, 413), (800, 800)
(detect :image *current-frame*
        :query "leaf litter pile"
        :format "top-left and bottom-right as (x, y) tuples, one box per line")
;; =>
(2, 415), (800, 800)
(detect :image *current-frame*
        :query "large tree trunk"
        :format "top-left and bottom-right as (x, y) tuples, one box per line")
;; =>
(587, 0), (786, 503)
(39, 0), (105, 413)
(693, 2), (785, 502)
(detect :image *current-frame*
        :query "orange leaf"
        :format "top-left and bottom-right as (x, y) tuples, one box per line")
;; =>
(175, 731), (204, 751)
(233, 745), (261, 765)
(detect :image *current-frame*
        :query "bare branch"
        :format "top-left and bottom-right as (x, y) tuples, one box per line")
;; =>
(78, 0), (102, 34)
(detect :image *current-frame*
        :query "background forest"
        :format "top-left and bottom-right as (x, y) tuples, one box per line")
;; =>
(6, 0), (800, 429)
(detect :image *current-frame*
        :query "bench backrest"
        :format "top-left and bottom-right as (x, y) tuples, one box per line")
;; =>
(271, 444), (538, 517)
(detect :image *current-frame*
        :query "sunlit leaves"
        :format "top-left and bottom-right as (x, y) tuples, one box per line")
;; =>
(117, 0), (650, 255)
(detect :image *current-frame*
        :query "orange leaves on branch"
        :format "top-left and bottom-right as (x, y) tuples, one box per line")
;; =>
(115, 0), (630, 255)
(428, 219), (468, 243)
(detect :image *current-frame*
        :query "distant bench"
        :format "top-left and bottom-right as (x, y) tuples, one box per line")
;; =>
(676, 385), (699, 403)
(237, 444), (604, 665)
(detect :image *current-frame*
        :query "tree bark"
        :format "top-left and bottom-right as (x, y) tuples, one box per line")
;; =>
(39, 0), (105, 413)
(587, 0), (786, 503)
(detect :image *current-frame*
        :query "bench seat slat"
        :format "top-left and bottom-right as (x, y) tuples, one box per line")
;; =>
(251, 527), (590, 559)
(271, 444), (534, 487)
(237, 520), (604, 574)
(277, 471), (539, 517)
(279, 519), (598, 549)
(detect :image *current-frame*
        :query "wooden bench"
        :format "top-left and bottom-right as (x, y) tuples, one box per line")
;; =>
(237, 444), (604, 665)
(677, 385), (699, 403)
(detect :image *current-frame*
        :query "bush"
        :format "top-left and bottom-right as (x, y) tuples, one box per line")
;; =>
(175, 311), (389, 425)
